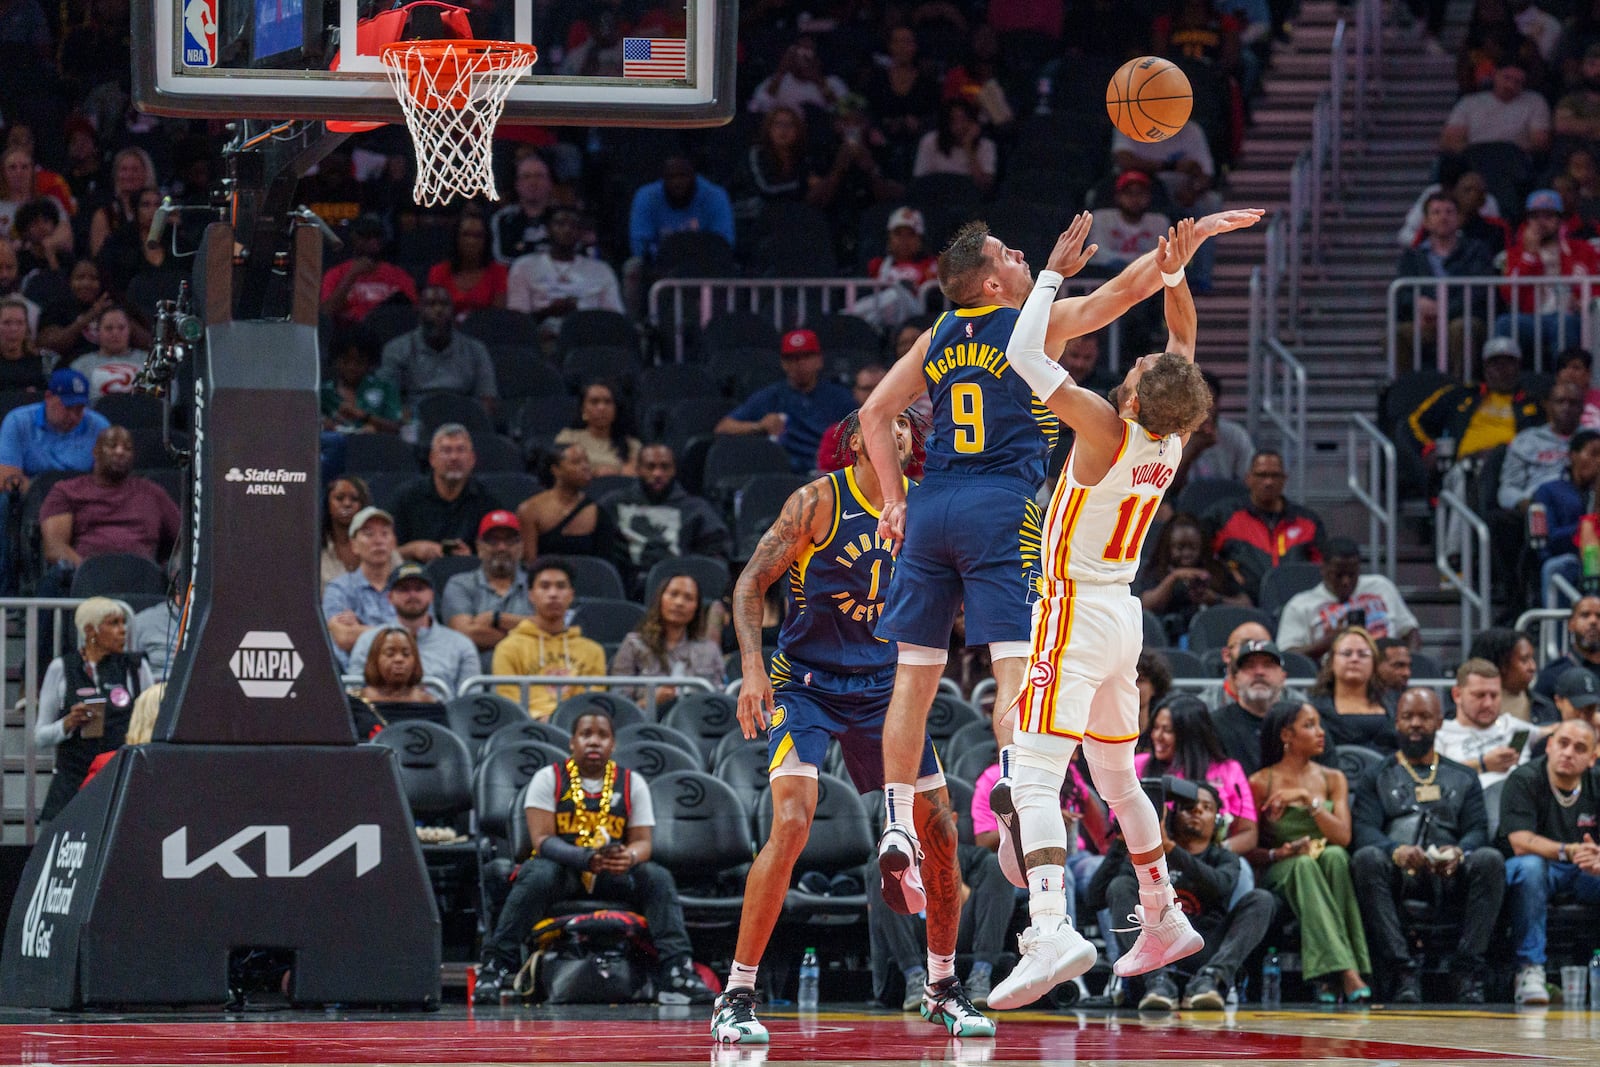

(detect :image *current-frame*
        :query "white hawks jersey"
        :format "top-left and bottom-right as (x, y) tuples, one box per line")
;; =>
(1041, 419), (1184, 587)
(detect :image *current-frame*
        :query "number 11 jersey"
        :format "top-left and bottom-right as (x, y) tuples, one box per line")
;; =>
(1044, 420), (1183, 588)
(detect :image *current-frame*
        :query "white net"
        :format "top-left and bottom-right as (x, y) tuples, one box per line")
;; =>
(379, 40), (538, 206)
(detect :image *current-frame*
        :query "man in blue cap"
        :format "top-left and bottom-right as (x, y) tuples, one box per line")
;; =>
(0, 369), (110, 591)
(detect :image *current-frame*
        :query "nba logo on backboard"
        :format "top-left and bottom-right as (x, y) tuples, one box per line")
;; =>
(182, 0), (218, 67)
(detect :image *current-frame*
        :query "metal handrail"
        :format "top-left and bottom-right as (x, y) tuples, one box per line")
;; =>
(456, 673), (717, 719)
(1261, 337), (1308, 498)
(1346, 413), (1398, 582)
(1328, 19), (1346, 199)
(1387, 275), (1599, 378)
(1286, 147), (1311, 334)
(342, 674), (454, 704)
(1167, 677), (1460, 692)
(648, 277), (906, 362)
(1435, 489), (1492, 655)
(1516, 606), (1572, 665)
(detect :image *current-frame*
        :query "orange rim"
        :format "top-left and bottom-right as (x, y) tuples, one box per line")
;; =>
(379, 40), (538, 111)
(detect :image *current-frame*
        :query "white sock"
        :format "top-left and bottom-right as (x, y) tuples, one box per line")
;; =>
(1027, 863), (1067, 925)
(1134, 854), (1174, 914)
(928, 950), (956, 983)
(884, 782), (917, 832)
(727, 960), (759, 992)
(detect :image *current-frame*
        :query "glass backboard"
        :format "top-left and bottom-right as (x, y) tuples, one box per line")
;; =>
(131, 0), (735, 126)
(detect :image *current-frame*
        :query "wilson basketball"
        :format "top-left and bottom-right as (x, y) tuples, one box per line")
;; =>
(1106, 56), (1193, 143)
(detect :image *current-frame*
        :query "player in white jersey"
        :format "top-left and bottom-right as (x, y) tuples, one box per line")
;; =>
(987, 218), (1217, 1010)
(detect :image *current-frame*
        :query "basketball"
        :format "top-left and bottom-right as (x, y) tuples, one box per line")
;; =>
(1106, 56), (1193, 143)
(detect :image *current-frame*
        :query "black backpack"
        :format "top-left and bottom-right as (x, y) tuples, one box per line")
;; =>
(514, 909), (653, 1004)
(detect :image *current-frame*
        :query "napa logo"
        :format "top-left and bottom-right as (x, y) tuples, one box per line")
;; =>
(225, 466), (308, 496)
(182, 0), (218, 67)
(229, 631), (303, 698)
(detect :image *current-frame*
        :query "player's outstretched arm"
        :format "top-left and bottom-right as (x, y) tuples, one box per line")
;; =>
(859, 339), (928, 541)
(732, 477), (833, 738)
(1158, 220), (1198, 363)
(1044, 207), (1264, 355)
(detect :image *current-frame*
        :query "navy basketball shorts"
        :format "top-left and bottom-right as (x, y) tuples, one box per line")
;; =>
(766, 661), (941, 793)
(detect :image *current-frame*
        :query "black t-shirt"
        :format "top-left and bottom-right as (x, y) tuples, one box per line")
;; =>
(0, 353), (48, 392)
(1497, 756), (1600, 855)
(1211, 699), (1340, 775)
(391, 476), (503, 550)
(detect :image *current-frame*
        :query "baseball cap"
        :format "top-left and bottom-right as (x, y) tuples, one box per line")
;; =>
(387, 562), (432, 590)
(1116, 170), (1154, 192)
(1482, 335), (1523, 361)
(348, 505), (394, 537)
(478, 509), (521, 538)
(1557, 668), (1600, 709)
(1232, 639), (1284, 671)
(886, 206), (925, 235)
(47, 368), (90, 407)
(1525, 188), (1563, 214)
(781, 329), (822, 358)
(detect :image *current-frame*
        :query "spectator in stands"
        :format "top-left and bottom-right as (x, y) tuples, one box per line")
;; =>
(1249, 702), (1372, 1004)
(37, 260), (118, 361)
(860, 26), (941, 181)
(610, 571), (723, 706)
(0, 368), (108, 589)
(131, 590), (181, 681)
(1309, 627), (1399, 755)
(69, 306), (145, 398)
(1436, 658), (1536, 787)
(1058, 331), (1119, 396)
(1512, 0), (1562, 61)
(378, 286), (498, 420)
(1554, 348), (1600, 431)
(1407, 337), (1541, 464)
(853, 207), (937, 329)
(0, 244), (38, 335)
(1532, 668), (1600, 757)
(1554, 44), (1600, 141)
(1276, 539), (1421, 658)
(553, 382), (639, 478)
(1498, 718), (1600, 1006)
(506, 206), (623, 344)
(714, 328), (855, 475)
(473, 707), (713, 1004)
(426, 207), (507, 318)
(1088, 171), (1172, 274)
(347, 563), (478, 696)
(0, 149), (69, 254)
(1136, 694), (1259, 855)
(391, 424), (503, 563)
(911, 99), (996, 195)
(1155, 0), (1246, 86)
(1170, 371), (1254, 489)
(13, 197), (66, 279)
(519, 445), (615, 561)
(1498, 189), (1600, 355)
(1501, 380), (1584, 511)
(85, 147), (156, 258)
(1212, 450), (1325, 603)
(1113, 119), (1219, 208)
(1470, 627), (1556, 725)
(1534, 594), (1600, 699)
(355, 625), (439, 708)
(1090, 779), (1274, 1011)
(1202, 620), (1279, 708)
(1349, 686), (1501, 1004)
(95, 186), (171, 297)
(1138, 650), (1175, 732)
(1211, 640), (1323, 774)
(1393, 192), (1498, 373)
(1439, 60), (1551, 155)
(33, 596), (152, 821)
(747, 35), (848, 115)
(320, 329), (401, 436)
(443, 510), (529, 670)
(323, 506), (400, 665)
(491, 557), (607, 717)
(625, 155), (735, 302)
(320, 476), (392, 597)
(817, 365), (890, 473)
(728, 106), (823, 225)
(941, 24), (1015, 133)
(320, 214), (418, 326)
(36, 425), (178, 595)
(490, 154), (554, 264)
(1531, 429), (1600, 602)
(1397, 164), (1508, 250)
(0, 295), (47, 392)
(1375, 637), (1414, 706)
(1137, 513), (1250, 646)
(601, 443), (731, 592)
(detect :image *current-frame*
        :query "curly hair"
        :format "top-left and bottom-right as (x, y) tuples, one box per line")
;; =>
(364, 627), (424, 689)
(1467, 627), (1530, 681)
(830, 408), (925, 469)
(937, 220), (994, 307)
(1135, 352), (1212, 437)
(1311, 626), (1385, 706)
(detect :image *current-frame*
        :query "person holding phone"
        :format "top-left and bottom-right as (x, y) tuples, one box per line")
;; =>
(1436, 658), (1537, 788)
(1276, 538), (1421, 660)
(33, 596), (152, 821)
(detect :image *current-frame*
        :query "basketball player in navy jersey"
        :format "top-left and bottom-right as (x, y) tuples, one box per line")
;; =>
(711, 412), (994, 1045)
(860, 207), (1263, 914)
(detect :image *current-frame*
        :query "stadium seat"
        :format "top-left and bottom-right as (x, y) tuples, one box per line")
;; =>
(479, 718), (571, 762)
(807, 313), (883, 357)
(944, 774), (976, 846)
(926, 693), (984, 744)
(569, 598), (644, 643)
(1334, 744), (1383, 785)
(663, 691), (741, 765)
(93, 392), (164, 430)
(614, 721), (702, 762)
(1157, 647), (1206, 680)
(614, 738), (701, 778)
(70, 553), (167, 600)
(713, 742), (772, 805)
(424, 556), (481, 599)
(459, 308), (540, 346)
(644, 554), (731, 604)
(556, 309), (640, 358)
(1187, 605), (1276, 652)
(551, 691), (645, 730)
(562, 345), (641, 395)
(488, 348), (565, 401)
(472, 740), (568, 846)
(705, 347), (783, 398)
(1258, 561), (1325, 616)
(700, 310), (781, 357)
(372, 720), (475, 822)
(418, 393), (495, 438)
(1142, 609), (1170, 649)
(475, 472), (540, 510)
(443, 692), (528, 751)
(702, 436), (791, 505)
(755, 772), (872, 924)
(469, 432), (526, 473)
(646, 770), (754, 927)
(344, 433), (421, 472)
(948, 740), (998, 785)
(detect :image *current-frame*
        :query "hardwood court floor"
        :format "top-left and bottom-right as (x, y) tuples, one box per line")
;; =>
(0, 1003), (1592, 1066)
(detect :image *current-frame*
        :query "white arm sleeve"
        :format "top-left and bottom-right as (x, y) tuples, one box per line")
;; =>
(1006, 269), (1071, 400)
(34, 658), (68, 749)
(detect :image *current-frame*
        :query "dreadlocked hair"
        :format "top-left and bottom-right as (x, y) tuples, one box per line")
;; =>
(832, 408), (927, 468)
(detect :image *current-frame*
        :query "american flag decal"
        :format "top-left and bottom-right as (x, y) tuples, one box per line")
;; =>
(623, 37), (688, 79)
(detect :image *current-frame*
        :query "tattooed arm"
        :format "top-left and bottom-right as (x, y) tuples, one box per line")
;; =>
(732, 477), (833, 739)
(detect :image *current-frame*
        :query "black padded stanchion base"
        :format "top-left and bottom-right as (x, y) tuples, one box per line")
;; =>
(2, 743), (440, 1009)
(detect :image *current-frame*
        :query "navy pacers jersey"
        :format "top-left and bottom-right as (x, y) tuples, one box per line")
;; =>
(772, 468), (903, 680)
(922, 305), (1060, 487)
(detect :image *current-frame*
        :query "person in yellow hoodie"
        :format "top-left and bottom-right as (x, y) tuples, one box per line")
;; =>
(492, 557), (607, 718)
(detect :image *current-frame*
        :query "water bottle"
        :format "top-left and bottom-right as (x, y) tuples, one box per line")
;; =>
(1589, 949), (1600, 1010)
(1261, 948), (1282, 1008)
(797, 947), (820, 1011)
(1528, 502), (1549, 553)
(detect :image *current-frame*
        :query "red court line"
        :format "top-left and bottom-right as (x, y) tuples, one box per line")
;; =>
(0, 1015), (1520, 1064)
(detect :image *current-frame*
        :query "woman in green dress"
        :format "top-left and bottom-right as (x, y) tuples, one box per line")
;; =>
(1248, 703), (1372, 1003)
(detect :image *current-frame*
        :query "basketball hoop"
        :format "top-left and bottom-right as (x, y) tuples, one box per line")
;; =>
(378, 39), (538, 206)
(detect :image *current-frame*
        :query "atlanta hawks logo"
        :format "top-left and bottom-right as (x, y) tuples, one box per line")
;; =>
(1029, 660), (1056, 688)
